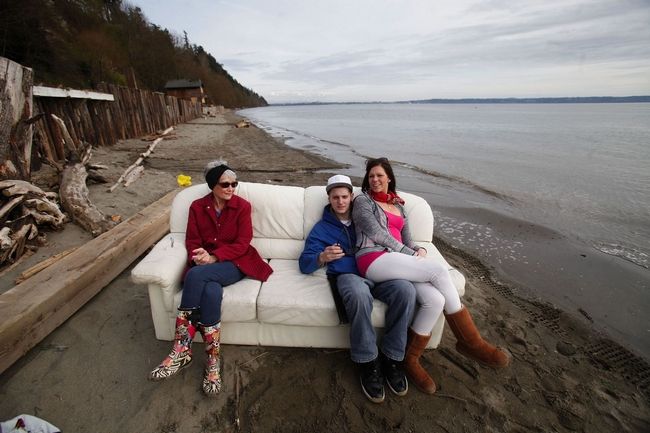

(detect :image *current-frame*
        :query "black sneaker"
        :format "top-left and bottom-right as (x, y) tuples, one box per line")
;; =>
(359, 359), (385, 403)
(380, 352), (408, 396)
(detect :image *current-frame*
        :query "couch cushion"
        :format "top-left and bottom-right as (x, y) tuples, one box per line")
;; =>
(169, 182), (307, 259)
(221, 277), (262, 322)
(172, 276), (262, 322)
(251, 238), (304, 260)
(236, 182), (306, 259)
(305, 187), (433, 243)
(304, 186), (328, 236)
(236, 182), (305, 239)
(257, 259), (340, 326)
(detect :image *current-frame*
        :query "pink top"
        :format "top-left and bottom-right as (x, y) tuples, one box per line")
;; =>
(357, 209), (405, 277)
(385, 210), (404, 242)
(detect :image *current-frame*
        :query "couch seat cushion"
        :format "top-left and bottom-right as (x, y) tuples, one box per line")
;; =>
(257, 259), (340, 327)
(173, 276), (261, 323)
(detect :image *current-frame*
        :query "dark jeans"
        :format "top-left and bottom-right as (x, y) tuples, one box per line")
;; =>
(336, 274), (416, 363)
(181, 261), (244, 326)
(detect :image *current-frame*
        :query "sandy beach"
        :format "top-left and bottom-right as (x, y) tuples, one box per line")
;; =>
(1, 112), (648, 433)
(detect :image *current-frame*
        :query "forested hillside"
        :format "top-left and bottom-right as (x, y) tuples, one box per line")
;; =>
(0, 0), (267, 108)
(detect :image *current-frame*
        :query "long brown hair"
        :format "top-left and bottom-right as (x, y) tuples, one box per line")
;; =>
(361, 157), (397, 193)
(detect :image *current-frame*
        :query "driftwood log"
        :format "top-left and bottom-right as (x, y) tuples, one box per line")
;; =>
(0, 179), (67, 265)
(51, 114), (115, 237)
(60, 160), (114, 236)
(109, 126), (174, 192)
(0, 111), (116, 265)
(0, 189), (177, 375)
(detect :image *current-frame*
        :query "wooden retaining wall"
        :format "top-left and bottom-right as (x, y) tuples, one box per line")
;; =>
(33, 83), (202, 160)
(0, 57), (34, 180)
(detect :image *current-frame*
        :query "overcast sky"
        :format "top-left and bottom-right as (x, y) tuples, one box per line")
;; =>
(130, 0), (650, 104)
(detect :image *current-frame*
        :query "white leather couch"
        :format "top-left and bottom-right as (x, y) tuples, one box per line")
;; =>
(131, 182), (465, 348)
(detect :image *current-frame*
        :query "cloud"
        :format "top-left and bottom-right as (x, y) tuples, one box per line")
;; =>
(131, 0), (650, 102)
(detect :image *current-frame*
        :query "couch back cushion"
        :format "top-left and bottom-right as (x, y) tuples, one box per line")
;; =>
(169, 182), (434, 259)
(236, 182), (305, 259)
(304, 187), (433, 243)
(170, 182), (306, 259)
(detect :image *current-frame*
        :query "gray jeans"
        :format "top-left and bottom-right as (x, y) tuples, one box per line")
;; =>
(336, 274), (416, 363)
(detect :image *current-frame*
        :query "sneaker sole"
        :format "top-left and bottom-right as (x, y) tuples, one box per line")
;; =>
(360, 377), (385, 403)
(387, 377), (408, 396)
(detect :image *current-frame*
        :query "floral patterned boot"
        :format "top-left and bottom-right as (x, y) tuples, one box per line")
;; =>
(149, 309), (197, 381)
(200, 322), (222, 397)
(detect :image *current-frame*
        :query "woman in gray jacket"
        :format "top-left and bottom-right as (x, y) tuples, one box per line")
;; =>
(352, 157), (510, 394)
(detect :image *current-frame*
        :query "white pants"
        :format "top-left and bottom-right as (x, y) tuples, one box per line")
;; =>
(366, 252), (462, 335)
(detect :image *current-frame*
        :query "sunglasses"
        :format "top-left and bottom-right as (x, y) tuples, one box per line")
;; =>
(218, 181), (238, 188)
(366, 157), (389, 167)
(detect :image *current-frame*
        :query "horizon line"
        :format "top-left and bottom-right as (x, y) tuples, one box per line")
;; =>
(267, 95), (650, 106)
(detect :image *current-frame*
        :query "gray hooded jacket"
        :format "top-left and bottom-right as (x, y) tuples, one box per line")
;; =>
(351, 192), (421, 259)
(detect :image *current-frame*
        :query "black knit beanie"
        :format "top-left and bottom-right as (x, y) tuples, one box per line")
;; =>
(205, 164), (231, 189)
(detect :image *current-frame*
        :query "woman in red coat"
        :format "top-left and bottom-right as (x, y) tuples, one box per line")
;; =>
(149, 161), (272, 397)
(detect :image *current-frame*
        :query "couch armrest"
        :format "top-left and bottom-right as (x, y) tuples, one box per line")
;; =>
(131, 233), (187, 288)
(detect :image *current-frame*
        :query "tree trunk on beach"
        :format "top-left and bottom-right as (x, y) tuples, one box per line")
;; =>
(52, 115), (115, 236)
(60, 158), (114, 236)
(0, 57), (34, 181)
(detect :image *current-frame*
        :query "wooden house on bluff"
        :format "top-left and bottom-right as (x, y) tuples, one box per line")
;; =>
(164, 79), (205, 104)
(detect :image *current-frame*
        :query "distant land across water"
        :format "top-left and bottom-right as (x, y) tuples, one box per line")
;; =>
(272, 95), (650, 106)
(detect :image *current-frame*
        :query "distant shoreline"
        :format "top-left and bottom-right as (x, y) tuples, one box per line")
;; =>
(272, 95), (650, 106)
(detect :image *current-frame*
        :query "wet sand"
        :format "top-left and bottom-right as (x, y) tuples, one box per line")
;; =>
(0, 112), (648, 432)
(434, 205), (650, 361)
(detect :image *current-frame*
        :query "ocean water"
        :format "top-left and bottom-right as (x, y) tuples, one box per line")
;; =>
(239, 103), (650, 358)
(240, 103), (650, 270)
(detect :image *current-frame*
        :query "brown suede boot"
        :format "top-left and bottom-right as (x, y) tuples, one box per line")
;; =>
(445, 306), (510, 368)
(403, 328), (436, 394)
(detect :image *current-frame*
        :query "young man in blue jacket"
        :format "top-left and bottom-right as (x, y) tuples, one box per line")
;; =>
(299, 174), (416, 403)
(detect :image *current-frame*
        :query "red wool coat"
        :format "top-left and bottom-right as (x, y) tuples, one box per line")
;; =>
(185, 193), (272, 282)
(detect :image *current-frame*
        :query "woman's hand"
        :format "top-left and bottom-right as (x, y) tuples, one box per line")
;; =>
(414, 247), (427, 258)
(192, 247), (217, 265)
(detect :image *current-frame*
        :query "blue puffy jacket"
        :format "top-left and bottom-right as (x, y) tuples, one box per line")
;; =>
(299, 205), (358, 276)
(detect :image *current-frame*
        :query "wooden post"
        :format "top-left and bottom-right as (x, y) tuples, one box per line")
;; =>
(0, 57), (34, 181)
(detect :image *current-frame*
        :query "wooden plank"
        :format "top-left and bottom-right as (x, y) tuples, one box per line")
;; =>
(0, 189), (178, 374)
(14, 246), (77, 284)
(33, 86), (115, 101)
